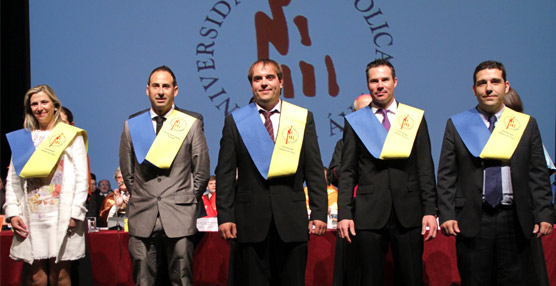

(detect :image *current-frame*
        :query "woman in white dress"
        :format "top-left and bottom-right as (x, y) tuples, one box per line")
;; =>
(4, 85), (88, 286)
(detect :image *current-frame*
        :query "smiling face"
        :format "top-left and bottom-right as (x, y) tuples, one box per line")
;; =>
(473, 68), (509, 114)
(30, 91), (56, 130)
(250, 62), (283, 110)
(147, 70), (178, 116)
(367, 65), (397, 109)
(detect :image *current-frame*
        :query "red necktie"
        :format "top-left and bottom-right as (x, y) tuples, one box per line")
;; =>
(260, 110), (277, 141)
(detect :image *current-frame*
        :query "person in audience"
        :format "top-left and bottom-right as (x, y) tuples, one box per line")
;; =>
(504, 86), (554, 286)
(437, 60), (554, 285)
(4, 84), (88, 285)
(99, 167), (129, 227)
(60, 106), (74, 126)
(87, 179), (111, 224)
(201, 176), (217, 217)
(327, 94), (372, 187)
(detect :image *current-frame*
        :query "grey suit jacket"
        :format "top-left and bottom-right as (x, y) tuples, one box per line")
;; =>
(119, 108), (210, 238)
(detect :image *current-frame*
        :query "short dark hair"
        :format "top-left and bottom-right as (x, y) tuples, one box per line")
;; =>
(209, 175), (216, 181)
(504, 87), (523, 112)
(61, 106), (74, 124)
(91, 173), (96, 180)
(247, 59), (283, 83)
(473, 60), (506, 85)
(148, 65), (177, 86)
(365, 59), (396, 83)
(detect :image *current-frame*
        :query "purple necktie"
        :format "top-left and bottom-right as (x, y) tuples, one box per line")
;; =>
(260, 110), (277, 141)
(484, 115), (502, 207)
(379, 109), (390, 131)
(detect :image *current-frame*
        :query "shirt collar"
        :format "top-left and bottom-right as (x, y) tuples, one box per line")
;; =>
(256, 99), (281, 113)
(150, 105), (175, 119)
(371, 98), (397, 114)
(477, 105), (504, 121)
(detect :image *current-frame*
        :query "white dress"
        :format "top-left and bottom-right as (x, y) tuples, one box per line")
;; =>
(26, 130), (64, 259)
(4, 128), (89, 264)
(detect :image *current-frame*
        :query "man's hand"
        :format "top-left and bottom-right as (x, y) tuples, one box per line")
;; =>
(533, 222), (553, 238)
(421, 215), (437, 241)
(218, 222), (237, 240)
(337, 219), (356, 243)
(440, 220), (460, 236)
(10, 216), (28, 239)
(308, 220), (327, 236)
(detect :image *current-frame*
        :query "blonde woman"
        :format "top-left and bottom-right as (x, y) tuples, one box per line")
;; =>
(4, 84), (88, 286)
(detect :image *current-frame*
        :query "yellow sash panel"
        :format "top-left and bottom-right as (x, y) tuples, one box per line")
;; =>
(145, 110), (197, 168)
(380, 103), (424, 159)
(267, 102), (308, 179)
(20, 123), (88, 178)
(480, 108), (529, 160)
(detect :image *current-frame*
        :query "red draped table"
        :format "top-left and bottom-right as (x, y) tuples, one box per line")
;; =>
(2, 229), (556, 285)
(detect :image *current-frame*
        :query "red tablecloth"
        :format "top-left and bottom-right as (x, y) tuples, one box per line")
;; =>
(2, 229), (556, 285)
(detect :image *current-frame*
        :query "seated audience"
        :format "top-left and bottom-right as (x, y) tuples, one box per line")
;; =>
(99, 167), (129, 227)
(87, 178), (112, 224)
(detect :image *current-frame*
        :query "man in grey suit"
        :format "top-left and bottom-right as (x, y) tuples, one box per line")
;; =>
(120, 65), (210, 285)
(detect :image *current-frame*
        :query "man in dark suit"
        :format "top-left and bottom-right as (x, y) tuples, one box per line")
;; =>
(216, 58), (328, 286)
(119, 65), (210, 285)
(437, 60), (554, 285)
(337, 59), (437, 285)
(327, 94), (372, 188)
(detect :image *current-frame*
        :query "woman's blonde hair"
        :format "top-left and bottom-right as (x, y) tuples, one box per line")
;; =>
(23, 84), (63, 130)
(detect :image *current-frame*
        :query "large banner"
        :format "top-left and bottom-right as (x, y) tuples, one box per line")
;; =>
(28, 1), (556, 183)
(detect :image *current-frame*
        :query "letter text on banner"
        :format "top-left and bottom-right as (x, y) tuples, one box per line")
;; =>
(480, 108), (529, 160)
(20, 123), (88, 178)
(145, 110), (197, 168)
(267, 101), (308, 179)
(380, 103), (423, 159)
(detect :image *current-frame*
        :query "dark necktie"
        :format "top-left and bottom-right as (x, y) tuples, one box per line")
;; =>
(378, 109), (390, 131)
(484, 114), (502, 207)
(155, 116), (166, 135)
(260, 110), (277, 141)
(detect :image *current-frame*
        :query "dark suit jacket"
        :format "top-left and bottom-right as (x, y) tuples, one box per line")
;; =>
(437, 116), (554, 238)
(338, 116), (437, 230)
(119, 107), (210, 238)
(327, 139), (343, 188)
(215, 111), (328, 244)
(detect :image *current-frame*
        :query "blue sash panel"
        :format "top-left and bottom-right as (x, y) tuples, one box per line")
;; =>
(232, 103), (274, 179)
(451, 108), (490, 157)
(6, 129), (35, 176)
(345, 107), (387, 159)
(128, 111), (156, 164)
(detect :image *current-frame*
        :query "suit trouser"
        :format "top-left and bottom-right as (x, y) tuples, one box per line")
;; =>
(128, 217), (194, 286)
(228, 219), (308, 286)
(456, 205), (532, 286)
(356, 211), (424, 286)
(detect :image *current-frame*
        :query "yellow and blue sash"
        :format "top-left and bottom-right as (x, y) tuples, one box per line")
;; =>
(128, 110), (197, 168)
(452, 107), (529, 160)
(6, 123), (88, 178)
(233, 101), (307, 179)
(345, 103), (424, 159)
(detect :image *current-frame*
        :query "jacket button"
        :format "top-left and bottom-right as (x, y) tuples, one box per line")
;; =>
(157, 178), (162, 182)
(157, 196), (161, 201)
